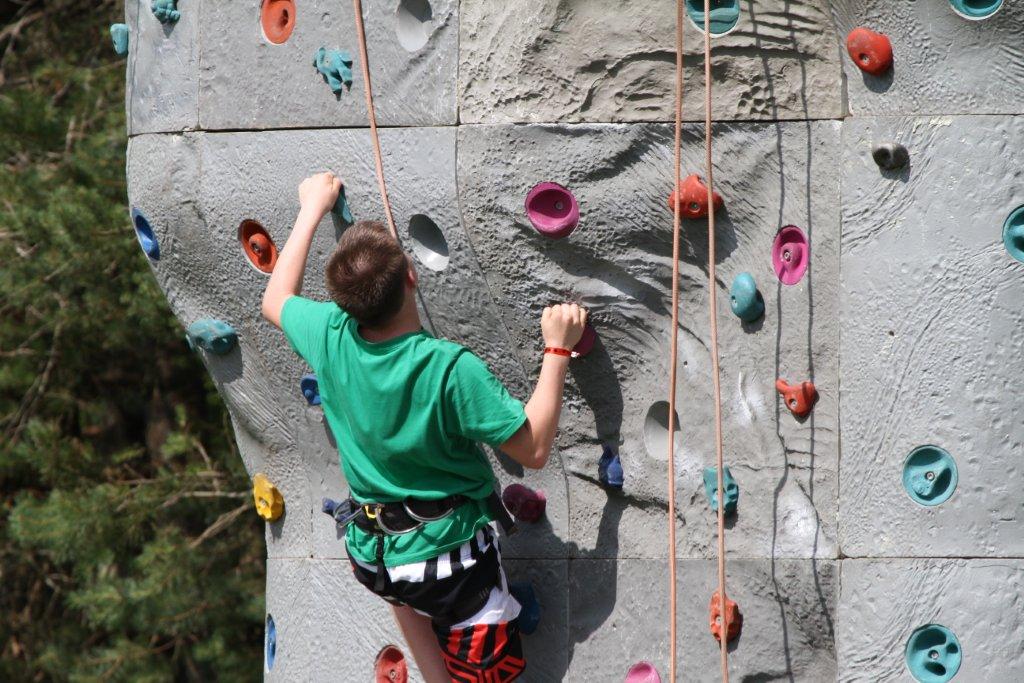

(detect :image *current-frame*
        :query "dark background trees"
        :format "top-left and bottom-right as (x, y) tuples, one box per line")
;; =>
(1, 1), (265, 679)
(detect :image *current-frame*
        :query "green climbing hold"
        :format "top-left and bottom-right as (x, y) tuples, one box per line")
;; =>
(685, 0), (740, 36)
(334, 185), (354, 225)
(151, 0), (180, 24)
(703, 467), (739, 515)
(949, 0), (1003, 20)
(313, 48), (354, 98)
(729, 272), (764, 323)
(110, 24), (129, 56)
(186, 319), (237, 356)
(902, 446), (958, 506)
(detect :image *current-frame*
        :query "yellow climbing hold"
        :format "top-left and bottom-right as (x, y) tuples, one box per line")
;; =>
(252, 473), (284, 521)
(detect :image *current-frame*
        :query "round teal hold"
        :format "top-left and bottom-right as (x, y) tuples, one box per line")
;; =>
(729, 272), (764, 322)
(949, 0), (1003, 20)
(905, 624), (961, 683)
(1002, 205), (1024, 263)
(902, 446), (958, 506)
(685, 0), (740, 36)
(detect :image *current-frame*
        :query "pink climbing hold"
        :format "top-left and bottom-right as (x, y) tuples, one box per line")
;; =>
(502, 483), (546, 523)
(771, 225), (809, 285)
(525, 182), (579, 239)
(573, 324), (597, 358)
(625, 661), (661, 683)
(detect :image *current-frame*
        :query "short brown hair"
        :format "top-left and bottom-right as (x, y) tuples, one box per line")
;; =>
(326, 221), (408, 327)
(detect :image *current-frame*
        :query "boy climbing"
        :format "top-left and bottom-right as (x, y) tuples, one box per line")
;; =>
(261, 172), (587, 682)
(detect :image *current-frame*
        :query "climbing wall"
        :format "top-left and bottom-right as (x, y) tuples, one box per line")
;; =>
(117, 0), (1024, 680)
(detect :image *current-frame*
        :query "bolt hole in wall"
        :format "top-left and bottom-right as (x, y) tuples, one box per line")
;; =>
(131, 208), (160, 260)
(1001, 205), (1024, 263)
(261, 0), (296, 44)
(238, 219), (278, 273)
(265, 613), (277, 671)
(396, 0), (432, 52)
(643, 401), (681, 461)
(902, 446), (958, 506)
(408, 214), (449, 271)
(685, 0), (740, 36)
(905, 624), (961, 683)
(949, 0), (1003, 20)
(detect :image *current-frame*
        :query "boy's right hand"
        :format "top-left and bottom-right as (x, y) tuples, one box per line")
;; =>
(541, 303), (587, 350)
(298, 172), (343, 218)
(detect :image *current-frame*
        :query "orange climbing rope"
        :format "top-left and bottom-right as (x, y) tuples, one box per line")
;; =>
(702, 1), (730, 681)
(665, 0), (684, 680)
(351, 0), (398, 240)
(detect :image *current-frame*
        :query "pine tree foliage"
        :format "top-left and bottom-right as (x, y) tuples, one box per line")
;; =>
(1, 2), (265, 680)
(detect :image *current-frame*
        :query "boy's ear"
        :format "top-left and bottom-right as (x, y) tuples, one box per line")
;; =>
(405, 257), (418, 289)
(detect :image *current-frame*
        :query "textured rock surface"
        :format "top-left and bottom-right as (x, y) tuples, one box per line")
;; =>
(120, 0), (1024, 679)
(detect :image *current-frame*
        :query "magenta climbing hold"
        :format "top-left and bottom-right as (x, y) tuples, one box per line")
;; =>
(625, 661), (661, 683)
(772, 225), (809, 285)
(525, 182), (579, 239)
(502, 484), (546, 523)
(572, 324), (597, 357)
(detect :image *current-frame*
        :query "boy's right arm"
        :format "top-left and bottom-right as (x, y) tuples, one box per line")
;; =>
(499, 304), (587, 470)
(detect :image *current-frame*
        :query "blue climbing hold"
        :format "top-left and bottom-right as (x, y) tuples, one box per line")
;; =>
(902, 446), (958, 506)
(185, 319), (237, 356)
(685, 0), (740, 36)
(300, 374), (321, 405)
(729, 273), (764, 323)
(598, 444), (624, 489)
(949, 0), (1003, 20)
(1002, 205), (1024, 263)
(110, 24), (129, 56)
(265, 614), (277, 671)
(131, 208), (159, 260)
(151, 0), (180, 24)
(333, 185), (354, 225)
(703, 467), (739, 515)
(313, 48), (353, 97)
(905, 624), (961, 683)
(509, 583), (541, 636)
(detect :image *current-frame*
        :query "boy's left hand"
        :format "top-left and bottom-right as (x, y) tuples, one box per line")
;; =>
(298, 172), (343, 218)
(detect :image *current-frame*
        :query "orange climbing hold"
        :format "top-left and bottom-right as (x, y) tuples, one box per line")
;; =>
(261, 0), (296, 44)
(776, 378), (818, 418)
(708, 591), (742, 643)
(846, 27), (893, 76)
(239, 220), (278, 273)
(374, 644), (408, 683)
(667, 174), (723, 219)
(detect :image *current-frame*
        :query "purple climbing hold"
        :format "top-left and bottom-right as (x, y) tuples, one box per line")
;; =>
(525, 182), (579, 239)
(625, 661), (661, 683)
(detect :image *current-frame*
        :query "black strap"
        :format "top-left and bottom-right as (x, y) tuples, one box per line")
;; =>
(373, 532), (387, 592)
(486, 490), (517, 535)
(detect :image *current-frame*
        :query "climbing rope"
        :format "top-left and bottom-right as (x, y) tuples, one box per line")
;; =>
(665, 0), (685, 680)
(702, 1), (730, 680)
(351, 0), (399, 240)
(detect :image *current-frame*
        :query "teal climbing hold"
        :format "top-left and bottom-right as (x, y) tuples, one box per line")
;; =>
(902, 446), (958, 506)
(333, 185), (354, 225)
(186, 319), (237, 356)
(1002, 205), (1024, 263)
(949, 0), (1003, 20)
(110, 24), (129, 56)
(685, 0), (740, 36)
(729, 273), (764, 323)
(151, 0), (180, 24)
(703, 467), (739, 515)
(313, 48), (353, 98)
(905, 624), (962, 683)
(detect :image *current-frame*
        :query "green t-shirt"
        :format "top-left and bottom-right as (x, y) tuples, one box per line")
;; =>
(280, 296), (526, 566)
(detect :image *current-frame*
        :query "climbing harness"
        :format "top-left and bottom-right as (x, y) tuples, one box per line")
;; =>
(351, 0), (398, 240)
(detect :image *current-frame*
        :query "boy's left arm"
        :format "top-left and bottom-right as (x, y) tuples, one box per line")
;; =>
(261, 172), (342, 329)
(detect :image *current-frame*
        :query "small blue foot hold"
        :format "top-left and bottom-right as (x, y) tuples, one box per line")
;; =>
(333, 185), (354, 224)
(300, 374), (321, 405)
(110, 24), (129, 56)
(185, 319), (237, 356)
(905, 624), (961, 683)
(729, 272), (764, 323)
(265, 614), (277, 671)
(151, 0), (180, 24)
(131, 208), (160, 260)
(509, 583), (541, 636)
(703, 467), (739, 515)
(313, 47), (354, 98)
(598, 444), (624, 489)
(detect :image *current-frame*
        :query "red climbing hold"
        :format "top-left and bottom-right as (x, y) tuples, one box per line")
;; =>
(374, 644), (408, 683)
(573, 324), (597, 358)
(502, 484), (546, 523)
(261, 0), (296, 45)
(667, 174), (723, 219)
(239, 220), (278, 273)
(709, 592), (742, 643)
(846, 27), (893, 76)
(776, 378), (818, 418)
